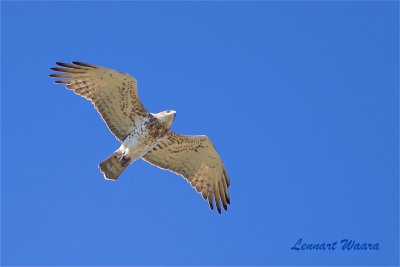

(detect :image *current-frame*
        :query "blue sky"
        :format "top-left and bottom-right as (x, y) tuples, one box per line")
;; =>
(1, 1), (399, 266)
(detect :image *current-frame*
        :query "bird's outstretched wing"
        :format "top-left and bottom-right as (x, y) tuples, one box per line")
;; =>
(50, 62), (149, 141)
(142, 131), (230, 213)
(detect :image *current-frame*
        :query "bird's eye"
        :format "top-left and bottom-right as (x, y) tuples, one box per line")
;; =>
(167, 111), (170, 113)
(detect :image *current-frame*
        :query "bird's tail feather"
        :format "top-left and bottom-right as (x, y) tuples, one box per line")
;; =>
(99, 152), (132, 180)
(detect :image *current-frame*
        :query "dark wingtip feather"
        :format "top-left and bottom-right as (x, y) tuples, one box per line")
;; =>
(215, 198), (222, 214)
(72, 61), (95, 68)
(55, 80), (70, 84)
(223, 169), (230, 187)
(51, 67), (68, 72)
(56, 62), (66, 66)
(208, 199), (214, 210)
(222, 202), (227, 211)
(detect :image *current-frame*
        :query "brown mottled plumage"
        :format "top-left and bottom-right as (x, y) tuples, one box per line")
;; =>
(50, 62), (230, 213)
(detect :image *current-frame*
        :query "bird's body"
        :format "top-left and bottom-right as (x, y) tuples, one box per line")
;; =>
(50, 62), (230, 213)
(101, 111), (174, 180)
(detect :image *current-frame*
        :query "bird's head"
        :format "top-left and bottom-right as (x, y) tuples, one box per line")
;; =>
(153, 110), (176, 128)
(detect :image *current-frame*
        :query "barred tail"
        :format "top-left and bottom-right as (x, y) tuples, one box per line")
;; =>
(99, 152), (131, 180)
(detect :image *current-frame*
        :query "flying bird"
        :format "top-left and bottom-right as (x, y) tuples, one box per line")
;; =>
(50, 62), (230, 213)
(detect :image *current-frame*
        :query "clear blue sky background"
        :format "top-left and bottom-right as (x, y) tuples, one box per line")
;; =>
(1, 1), (399, 266)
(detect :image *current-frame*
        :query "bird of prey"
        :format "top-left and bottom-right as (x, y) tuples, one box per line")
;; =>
(50, 62), (230, 213)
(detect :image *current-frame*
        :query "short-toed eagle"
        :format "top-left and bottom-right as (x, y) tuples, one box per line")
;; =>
(50, 62), (230, 213)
